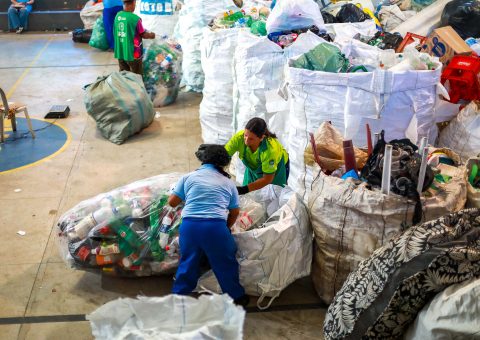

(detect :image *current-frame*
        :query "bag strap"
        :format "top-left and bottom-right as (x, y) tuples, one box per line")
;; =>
(257, 291), (280, 310)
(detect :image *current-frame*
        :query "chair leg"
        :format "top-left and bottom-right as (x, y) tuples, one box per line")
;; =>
(11, 112), (17, 132)
(22, 108), (35, 139)
(0, 111), (4, 143)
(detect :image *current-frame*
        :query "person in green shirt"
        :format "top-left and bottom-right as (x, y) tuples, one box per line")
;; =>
(113, 0), (155, 75)
(225, 117), (289, 195)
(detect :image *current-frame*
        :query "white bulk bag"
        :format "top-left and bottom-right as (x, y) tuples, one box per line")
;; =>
(438, 100), (480, 162)
(286, 42), (442, 198)
(233, 30), (326, 147)
(174, 0), (238, 92)
(80, 0), (104, 30)
(87, 294), (245, 340)
(135, 0), (179, 40)
(197, 189), (312, 309)
(200, 28), (241, 144)
(405, 278), (480, 340)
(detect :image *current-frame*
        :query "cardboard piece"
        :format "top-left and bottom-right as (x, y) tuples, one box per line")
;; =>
(421, 26), (472, 65)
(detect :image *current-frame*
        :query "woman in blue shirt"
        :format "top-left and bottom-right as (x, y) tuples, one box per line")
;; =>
(8, 0), (34, 33)
(168, 144), (249, 306)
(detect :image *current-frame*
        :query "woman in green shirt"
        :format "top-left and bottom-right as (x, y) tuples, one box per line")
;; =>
(225, 118), (289, 195)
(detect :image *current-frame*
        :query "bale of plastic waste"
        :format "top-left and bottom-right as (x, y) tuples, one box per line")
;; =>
(56, 174), (183, 277)
(89, 17), (109, 51)
(84, 71), (154, 144)
(143, 38), (182, 107)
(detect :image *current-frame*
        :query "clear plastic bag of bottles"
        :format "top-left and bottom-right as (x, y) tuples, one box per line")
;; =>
(56, 173), (184, 277)
(231, 195), (267, 234)
(143, 37), (182, 108)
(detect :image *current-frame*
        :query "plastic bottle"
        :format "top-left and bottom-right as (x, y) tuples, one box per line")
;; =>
(159, 212), (173, 248)
(68, 204), (131, 240)
(160, 54), (173, 68)
(115, 223), (143, 249)
(343, 140), (358, 174)
(131, 200), (143, 218)
(465, 37), (480, 55)
(94, 254), (118, 266)
(94, 243), (120, 255)
(118, 238), (142, 268)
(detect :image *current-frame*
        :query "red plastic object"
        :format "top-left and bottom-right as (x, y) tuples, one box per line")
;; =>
(441, 55), (480, 104)
(396, 32), (427, 53)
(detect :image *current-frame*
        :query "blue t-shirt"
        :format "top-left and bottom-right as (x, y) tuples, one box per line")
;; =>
(173, 164), (239, 220)
(102, 0), (123, 9)
(14, 0), (32, 12)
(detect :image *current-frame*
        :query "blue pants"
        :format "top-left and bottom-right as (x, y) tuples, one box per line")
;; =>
(8, 6), (31, 30)
(103, 6), (123, 49)
(172, 218), (245, 300)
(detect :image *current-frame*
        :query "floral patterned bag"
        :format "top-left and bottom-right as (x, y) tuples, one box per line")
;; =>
(323, 208), (480, 340)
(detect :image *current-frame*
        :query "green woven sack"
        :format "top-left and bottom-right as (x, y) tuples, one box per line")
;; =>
(89, 17), (109, 51)
(84, 71), (155, 144)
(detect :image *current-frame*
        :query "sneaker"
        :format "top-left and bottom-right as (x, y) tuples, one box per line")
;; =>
(16, 27), (23, 34)
(233, 294), (250, 308)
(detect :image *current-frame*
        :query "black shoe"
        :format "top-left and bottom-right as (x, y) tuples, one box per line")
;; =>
(234, 294), (250, 308)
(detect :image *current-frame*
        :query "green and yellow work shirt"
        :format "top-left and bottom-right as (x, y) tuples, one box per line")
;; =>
(225, 130), (289, 187)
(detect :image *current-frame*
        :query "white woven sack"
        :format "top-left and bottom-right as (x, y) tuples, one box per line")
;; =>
(438, 100), (480, 162)
(200, 28), (241, 144)
(80, 0), (104, 30)
(197, 190), (312, 310)
(286, 43), (443, 198)
(233, 30), (326, 146)
(135, 0), (179, 41)
(87, 294), (245, 340)
(173, 0), (238, 92)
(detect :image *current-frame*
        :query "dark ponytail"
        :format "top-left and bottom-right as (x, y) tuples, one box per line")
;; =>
(245, 117), (277, 139)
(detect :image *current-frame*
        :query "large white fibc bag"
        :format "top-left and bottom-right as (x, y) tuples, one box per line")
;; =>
(405, 278), (480, 340)
(174, 0), (238, 92)
(286, 41), (443, 197)
(87, 294), (246, 340)
(438, 100), (480, 162)
(80, 0), (103, 30)
(199, 28), (241, 144)
(197, 189), (312, 309)
(135, 0), (179, 40)
(233, 30), (326, 146)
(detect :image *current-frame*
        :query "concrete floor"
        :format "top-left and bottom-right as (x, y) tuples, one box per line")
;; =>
(0, 33), (326, 339)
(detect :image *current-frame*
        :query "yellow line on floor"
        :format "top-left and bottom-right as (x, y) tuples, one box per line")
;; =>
(6, 37), (53, 99)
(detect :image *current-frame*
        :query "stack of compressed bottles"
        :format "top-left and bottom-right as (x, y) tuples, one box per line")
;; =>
(209, 7), (270, 36)
(57, 175), (183, 277)
(143, 37), (182, 107)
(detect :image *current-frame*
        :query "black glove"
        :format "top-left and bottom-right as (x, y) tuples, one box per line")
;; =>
(236, 185), (249, 195)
